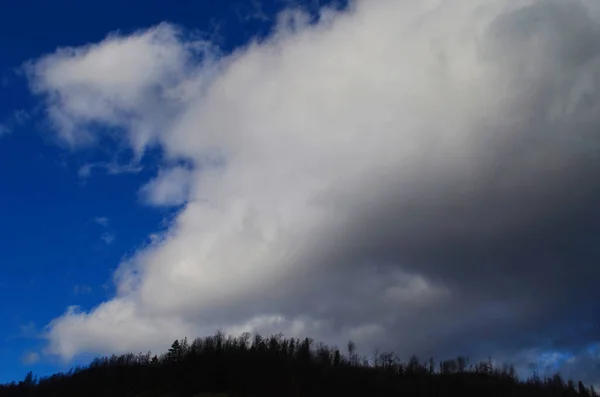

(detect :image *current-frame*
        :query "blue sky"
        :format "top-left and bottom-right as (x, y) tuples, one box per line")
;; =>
(2, 0), (600, 387)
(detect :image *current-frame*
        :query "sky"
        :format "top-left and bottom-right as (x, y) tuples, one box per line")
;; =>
(1, 0), (600, 387)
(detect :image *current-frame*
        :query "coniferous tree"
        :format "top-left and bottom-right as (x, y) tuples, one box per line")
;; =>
(579, 381), (590, 396)
(167, 339), (182, 362)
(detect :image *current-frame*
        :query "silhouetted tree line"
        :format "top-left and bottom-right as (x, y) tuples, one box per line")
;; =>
(0, 331), (597, 397)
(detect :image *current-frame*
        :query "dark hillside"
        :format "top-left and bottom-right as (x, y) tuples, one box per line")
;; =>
(1, 332), (595, 397)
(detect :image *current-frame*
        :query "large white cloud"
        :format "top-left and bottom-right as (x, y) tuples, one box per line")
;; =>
(28, 0), (600, 382)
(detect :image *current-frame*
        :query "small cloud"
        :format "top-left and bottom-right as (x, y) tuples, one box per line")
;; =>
(5, 322), (40, 340)
(233, 0), (270, 22)
(78, 161), (143, 179)
(11, 109), (29, 125)
(22, 351), (40, 365)
(73, 284), (92, 295)
(0, 109), (30, 137)
(19, 322), (37, 338)
(78, 164), (93, 179)
(93, 217), (109, 227)
(101, 233), (115, 245)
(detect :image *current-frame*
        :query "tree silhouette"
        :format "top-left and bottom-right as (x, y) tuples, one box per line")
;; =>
(167, 339), (182, 363)
(0, 330), (596, 397)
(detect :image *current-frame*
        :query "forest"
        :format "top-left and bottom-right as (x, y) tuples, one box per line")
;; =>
(0, 331), (596, 397)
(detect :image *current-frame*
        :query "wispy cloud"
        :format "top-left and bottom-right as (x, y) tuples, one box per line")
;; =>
(0, 109), (30, 137)
(21, 351), (40, 365)
(11, 109), (29, 125)
(93, 217), (115, 244)
(9, 321), (39, 340)
(100, 233), (115, 245)
(78, 161), (143, 179)
(232, 0), (270, 23)
(93, 217), (109, 227)
(73, 284), (93, 295)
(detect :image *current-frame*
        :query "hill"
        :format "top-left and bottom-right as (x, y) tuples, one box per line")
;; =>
(0, 332), (596, 397)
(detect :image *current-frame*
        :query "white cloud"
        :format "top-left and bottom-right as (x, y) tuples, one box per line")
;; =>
(26, 23), (218, 155)
(0, 124), (9, 135)
(27, 0), (600, 374)
(139, 166), (193, 207)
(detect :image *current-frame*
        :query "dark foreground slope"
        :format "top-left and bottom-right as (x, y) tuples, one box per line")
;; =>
(1, 332), (596, 397)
